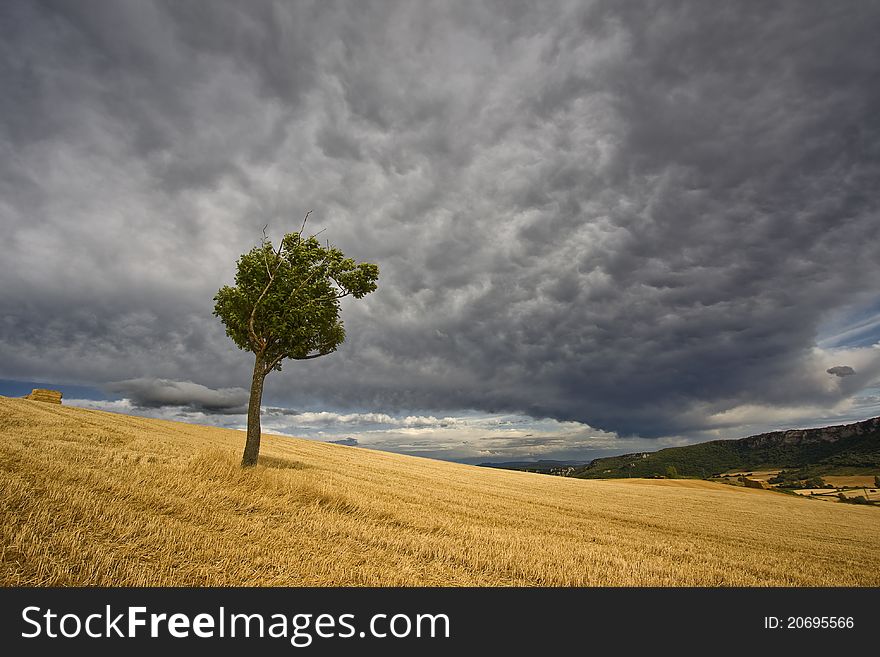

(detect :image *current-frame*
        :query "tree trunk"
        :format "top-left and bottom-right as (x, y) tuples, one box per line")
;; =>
(242, 353), (266, 467)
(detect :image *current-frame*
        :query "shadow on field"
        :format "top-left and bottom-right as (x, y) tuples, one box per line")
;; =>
(257, 455), (312, 470)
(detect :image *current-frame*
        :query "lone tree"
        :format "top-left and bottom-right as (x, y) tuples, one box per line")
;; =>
(213, 213), (378, 467)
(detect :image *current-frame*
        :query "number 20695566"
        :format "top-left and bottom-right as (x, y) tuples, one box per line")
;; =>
(764, 616), (854, 629)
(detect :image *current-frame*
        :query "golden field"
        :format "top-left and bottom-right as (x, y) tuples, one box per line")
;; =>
(823, 475), (877, 488)
(2, 396), (879, 586)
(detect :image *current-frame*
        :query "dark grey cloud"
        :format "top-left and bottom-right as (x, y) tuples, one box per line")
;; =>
(106, 378), (248, 414)
(327, 438), (359, 447)
(2, 1), (880, 446)
(827, 366), (856, 378)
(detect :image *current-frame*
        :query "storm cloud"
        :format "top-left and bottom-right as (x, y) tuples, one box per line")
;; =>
(106, 378), (249, 413)
(327, 438), (359, 447)
(2, 1), (880, 447)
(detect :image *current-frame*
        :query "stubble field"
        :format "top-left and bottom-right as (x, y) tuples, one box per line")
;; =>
(2, 397), (878, 586)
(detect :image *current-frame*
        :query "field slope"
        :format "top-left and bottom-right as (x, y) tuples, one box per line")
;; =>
(2, 397), (879, 586)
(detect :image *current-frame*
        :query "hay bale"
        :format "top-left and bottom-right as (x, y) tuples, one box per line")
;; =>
(24, 388), (62, 404)
(742, 477), (770, 490)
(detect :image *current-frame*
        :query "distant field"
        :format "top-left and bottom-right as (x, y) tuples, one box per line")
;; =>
(823, 475), (877, 488)
(719, 469), (780, 481)
(793, 488), (880, 502)
(792, 489), (835, 500)
(606, 478), (726, 490)
(2, 397), (879, 586)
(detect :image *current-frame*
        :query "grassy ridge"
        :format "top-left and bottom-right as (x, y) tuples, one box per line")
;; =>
(573, 419), (880, 479)
(2, 397), (879, 586)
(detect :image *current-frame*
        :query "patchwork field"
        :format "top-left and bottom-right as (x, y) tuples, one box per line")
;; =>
(2, 397), (879, 586)
(793, 488), (880, 502)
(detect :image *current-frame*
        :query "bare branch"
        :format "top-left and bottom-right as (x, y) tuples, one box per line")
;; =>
(263, 223), (284, 260)
(264, 348), (329, 374)
(264, 352), (286, 374)
(298, 210), (313, 237)
(303, 291), (350, 306)
(284, 250), (333, 305)
(247, 224), (292, 349)
(247, 302), (266, 350)
(260, 226), (272, 278)
(293, 352), (330, 361)
(248, 260), (285, 350)
(285, 267), (319, 306)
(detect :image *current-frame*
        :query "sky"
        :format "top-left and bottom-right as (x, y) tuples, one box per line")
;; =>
(2, 1), (880, 464)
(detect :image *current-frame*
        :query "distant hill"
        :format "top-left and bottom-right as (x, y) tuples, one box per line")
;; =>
(573, 416), (880, 480)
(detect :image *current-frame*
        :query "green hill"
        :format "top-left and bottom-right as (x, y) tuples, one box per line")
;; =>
(573, 416), (880, 480)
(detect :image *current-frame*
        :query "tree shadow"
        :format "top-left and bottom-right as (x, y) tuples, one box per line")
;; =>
(257, 454), (312, 470)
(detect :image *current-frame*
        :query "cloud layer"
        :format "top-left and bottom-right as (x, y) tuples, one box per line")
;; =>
(3, 1), (880, 447)
(106, 378), (248, 413)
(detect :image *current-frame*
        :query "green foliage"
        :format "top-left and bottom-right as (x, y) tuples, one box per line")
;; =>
(665, 465), (679, 479)
(213, 229), (378, 372)
(768, 472), (826, 488)
(838, 494), (873, 505)
(574, 442), (746, 480)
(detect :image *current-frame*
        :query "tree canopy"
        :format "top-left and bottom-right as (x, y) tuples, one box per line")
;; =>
(214, 227), (379, 376)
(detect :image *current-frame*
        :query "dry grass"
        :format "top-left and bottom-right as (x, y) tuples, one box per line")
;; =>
(2, 397), (879, 587)
(835, 489), (880, 501)
(720, 469), (780, 481)
(823, 475), (877, 488)
(793, 488), (880, 502)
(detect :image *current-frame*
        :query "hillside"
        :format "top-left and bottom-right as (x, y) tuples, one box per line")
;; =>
(2, 396), (879, 586)
(573, 416), (880, 480)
